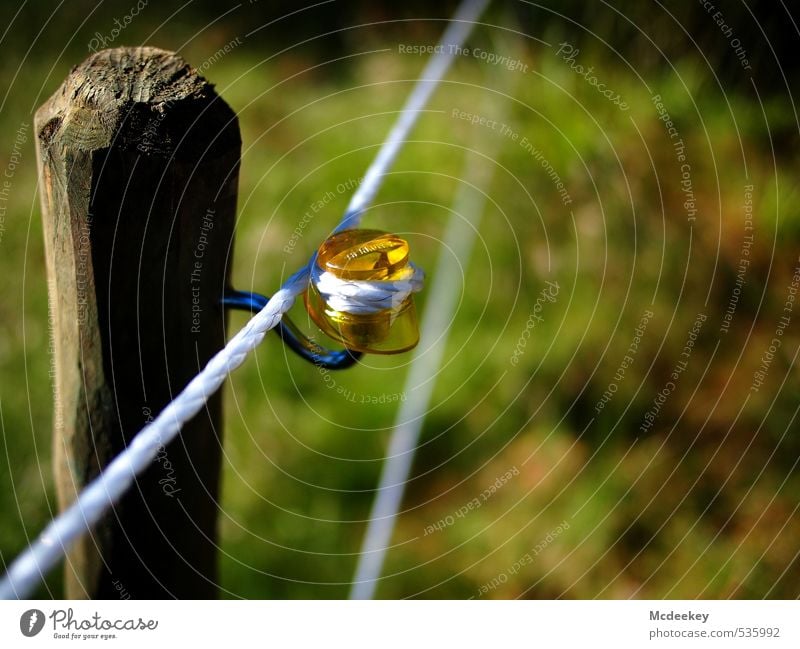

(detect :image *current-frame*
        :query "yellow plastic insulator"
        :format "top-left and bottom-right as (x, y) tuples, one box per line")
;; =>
(305, 229), (420, 354)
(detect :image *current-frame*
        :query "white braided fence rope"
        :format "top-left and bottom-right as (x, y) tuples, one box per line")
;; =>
(0, 0), (489, 600)
(311, 262), (425, 314)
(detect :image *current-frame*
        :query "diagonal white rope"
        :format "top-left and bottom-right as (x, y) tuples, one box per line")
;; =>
(0, 0), (489, 600)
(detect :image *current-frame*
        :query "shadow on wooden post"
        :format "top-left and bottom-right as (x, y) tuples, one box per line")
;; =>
(35, 47), (240, 598)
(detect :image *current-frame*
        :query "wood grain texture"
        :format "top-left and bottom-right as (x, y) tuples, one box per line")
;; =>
(35, 47), (240, 598)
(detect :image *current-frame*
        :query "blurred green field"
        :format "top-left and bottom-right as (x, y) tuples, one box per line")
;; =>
(1, 8), (799, 599)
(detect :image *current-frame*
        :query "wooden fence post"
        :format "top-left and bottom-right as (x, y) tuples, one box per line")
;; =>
(35, 47), (240, 598)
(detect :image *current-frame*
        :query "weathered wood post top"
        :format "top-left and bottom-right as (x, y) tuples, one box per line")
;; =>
(36, 46), (240, 598)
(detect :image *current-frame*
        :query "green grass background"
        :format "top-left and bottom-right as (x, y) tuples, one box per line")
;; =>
(1, 3), (799, 598)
